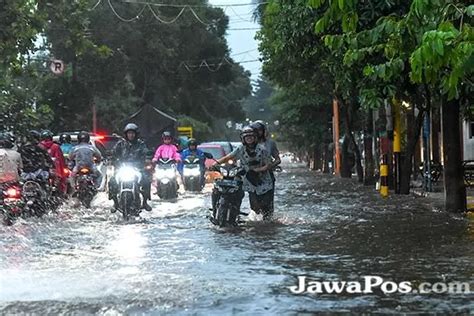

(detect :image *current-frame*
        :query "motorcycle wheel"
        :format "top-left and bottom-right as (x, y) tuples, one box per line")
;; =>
(216, 198), (235, 227)
(80, 192), (93, 208)
(120, 191), (134, 220)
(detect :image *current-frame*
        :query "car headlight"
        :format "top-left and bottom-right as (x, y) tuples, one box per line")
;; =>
(184, 168), (201, 176)
(116, 166), (140, 182)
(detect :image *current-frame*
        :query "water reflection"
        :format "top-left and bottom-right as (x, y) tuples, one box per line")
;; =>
(0, 163), (473, 314)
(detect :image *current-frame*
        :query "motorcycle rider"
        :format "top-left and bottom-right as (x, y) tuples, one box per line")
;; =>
(250, 121), (281, 213)
(39, 130), (68, 196)
(69, 131), (103, 188)
(108, 123), (152, 212)
(0, 132), (23, 184)
(59, 134), (74, 157)
(178, 138), (206, 187)
(18, 130), (54, 184)
(152, 131), (181, 163)
(213, 126), (274, 220)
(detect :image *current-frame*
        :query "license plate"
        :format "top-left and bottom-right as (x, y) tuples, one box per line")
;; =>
(217, 179), (240, 187)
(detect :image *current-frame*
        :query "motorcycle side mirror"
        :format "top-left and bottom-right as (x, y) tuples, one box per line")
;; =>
(204, 152), (213, 159)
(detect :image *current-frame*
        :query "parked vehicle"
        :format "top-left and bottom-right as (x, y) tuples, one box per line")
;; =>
(200, 141), (234, 155)
(198, 144), (226, 183)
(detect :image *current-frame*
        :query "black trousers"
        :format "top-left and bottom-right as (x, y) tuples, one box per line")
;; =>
(249, 189), (274, 219)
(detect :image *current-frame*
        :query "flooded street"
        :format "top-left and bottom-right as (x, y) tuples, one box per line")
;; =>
(1, 161), (473, 314)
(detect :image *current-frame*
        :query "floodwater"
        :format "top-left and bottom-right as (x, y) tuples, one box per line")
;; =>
(1, 160), (473, 314)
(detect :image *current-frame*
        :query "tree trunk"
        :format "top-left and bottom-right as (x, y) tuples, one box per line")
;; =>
(400, 107), (425, 194)
(341, 135), (352, 178)
(340, 96), (363, 182)
(442, 98), (466, 212)
(322, 142), (330, 173)
(431, 106), (441, 163)
(364, 110), (375, 185)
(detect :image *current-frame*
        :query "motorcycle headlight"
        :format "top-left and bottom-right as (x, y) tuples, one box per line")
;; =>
(156, 168), (176, 179)
(116, 166), (139, 182)
(228, 169), (238, 177)
(220, 168), (228, 177)
(184, 168), (201, 176)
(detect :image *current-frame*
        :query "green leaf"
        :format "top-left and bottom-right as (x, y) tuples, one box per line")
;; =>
(434, 38), (444, 56)
(467, 5), (474, 17)
(338, 0), (344, 10)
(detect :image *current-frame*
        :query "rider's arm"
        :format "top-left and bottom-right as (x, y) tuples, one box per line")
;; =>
(152, 146), (162, 162)
(216, 153), (235, 165)
(270, 143), (281, 168)
(173, 145), (181, 161)
(93, 146), (102, 161)
(252, 149), (272, 172)
(216, 146), (239, 165)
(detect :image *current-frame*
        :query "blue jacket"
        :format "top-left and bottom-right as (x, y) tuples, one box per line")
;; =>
(60, 143), (74, 156)
(178, 149), (205, 173)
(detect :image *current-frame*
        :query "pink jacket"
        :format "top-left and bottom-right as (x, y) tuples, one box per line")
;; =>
(153, 144), (181, 162)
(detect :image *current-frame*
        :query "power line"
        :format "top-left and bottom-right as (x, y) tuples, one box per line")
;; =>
(101, 0), (263, 25)
(121, 0), (269, 8)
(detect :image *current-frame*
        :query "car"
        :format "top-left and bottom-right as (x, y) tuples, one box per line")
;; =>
(93, 134), (123, 158)
(53, 132), (109, 191)
(201, 141), (234, 155)
(198, 144), (227, 182)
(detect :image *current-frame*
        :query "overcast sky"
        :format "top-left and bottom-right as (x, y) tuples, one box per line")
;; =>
(208, 0), (262, 84)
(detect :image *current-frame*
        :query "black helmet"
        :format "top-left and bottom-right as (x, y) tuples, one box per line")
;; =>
(0, 132), (5, 148)
(240, 126), (257, 144)
(78, 131), (90, 143)
(59, 133), (72, 144)
(188, 138), (197, 147)
(162, 131), (172, 139)
(29, 130), (41, 143)
(250, 120), (266, 132)
(124, 123), (139, 135)
(3, 132), (15, 149)
(41, 129), (53, 141)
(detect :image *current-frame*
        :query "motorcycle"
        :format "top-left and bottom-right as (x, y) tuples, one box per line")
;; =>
(114, 163), (142, 220)
(182, 155), (203, 192)
(154, 158), (178, 200)
(1, 182), (22, 225)
(20, 170), (51, 217)
(209, 159), (246, 227)
(75, 167), (97, 208)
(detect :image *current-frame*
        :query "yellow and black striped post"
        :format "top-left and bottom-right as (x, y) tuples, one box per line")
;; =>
(380, 154), (389, 197)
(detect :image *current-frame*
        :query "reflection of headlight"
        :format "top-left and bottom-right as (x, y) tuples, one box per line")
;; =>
(220, 168), (228, 177)
(116, 166), (140, 182)
(155, 168), (176, 179)
(184, 168), (201, 176)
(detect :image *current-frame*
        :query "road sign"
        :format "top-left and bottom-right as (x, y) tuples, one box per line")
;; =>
(178, 126), (193, 138)
(50, 59), (65, 75)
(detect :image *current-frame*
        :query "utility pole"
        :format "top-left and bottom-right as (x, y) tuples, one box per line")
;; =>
(393, 99), (401, 193)
(92, 102), (97, 134)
